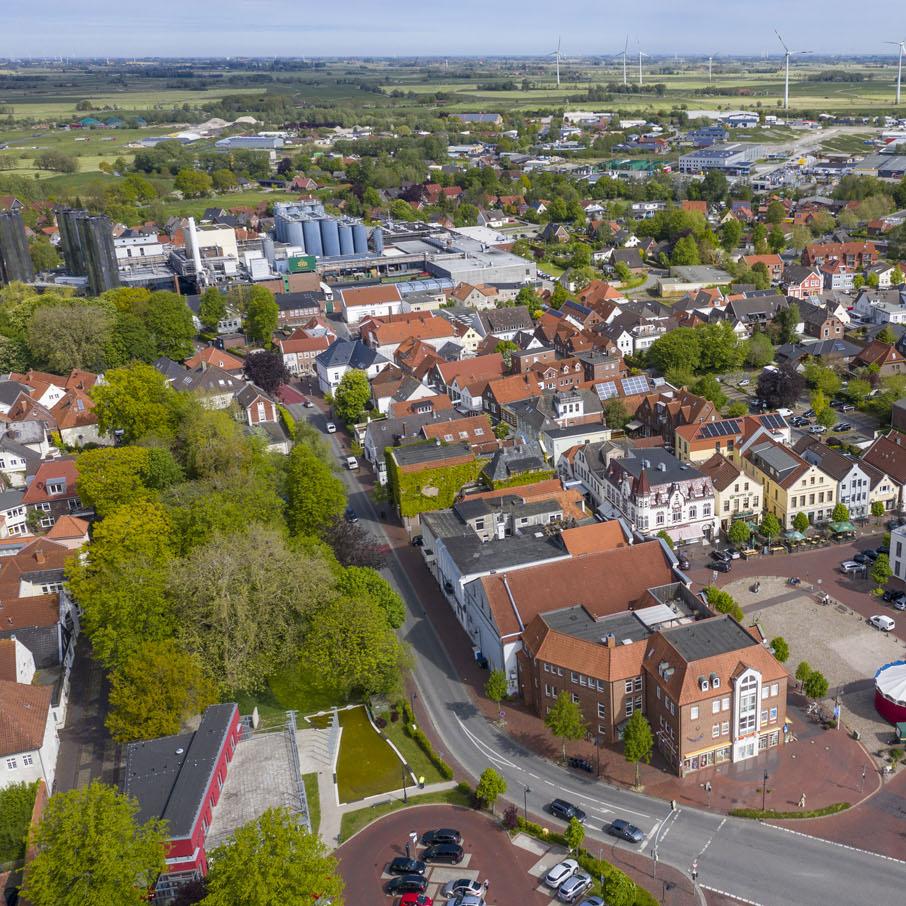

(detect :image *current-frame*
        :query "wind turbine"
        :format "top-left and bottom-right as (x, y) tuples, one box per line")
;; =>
(549, 36), (562, 87)
(615, 35), (629, 86)
(637, 45), (648, 87)
(775, 29), (811, 110)
(885, 40), (906, 104)
(708, 53), (716, 87)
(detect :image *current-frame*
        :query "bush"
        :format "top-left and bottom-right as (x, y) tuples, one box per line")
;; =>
(502, 805), (518, 830)
(390, 710), (399, 723)
(731, 803), (850, 820)
(277, 404), (295, 437)
(374, 716), (387, 729)
(399, 701), (454, 780)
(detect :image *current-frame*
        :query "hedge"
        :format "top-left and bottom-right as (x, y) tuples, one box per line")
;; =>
(400, 701), (454, 780)
(277, 404), (296, 437)
(730, 802), (850, 820)
(514, 817), (657, 906)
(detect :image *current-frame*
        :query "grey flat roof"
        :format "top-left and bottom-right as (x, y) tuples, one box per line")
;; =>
(543, 605), (651, 645)
(443, 532), (565, 575)
(662, 615), (757, 663)
(618, 448), (704, 485)
(392, 441), (472, 467)
(421, 510), (472, 539)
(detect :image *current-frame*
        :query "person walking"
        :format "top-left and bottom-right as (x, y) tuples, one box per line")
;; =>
(799, 792), (807, 809)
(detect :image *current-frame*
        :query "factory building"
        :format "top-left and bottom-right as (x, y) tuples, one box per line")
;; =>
(272, 202), (380, 259)
(0, 210), (34, 285)
(678, 143), (763, 175)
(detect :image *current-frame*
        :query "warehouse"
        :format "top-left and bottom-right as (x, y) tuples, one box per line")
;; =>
(678, 143), (763, 175)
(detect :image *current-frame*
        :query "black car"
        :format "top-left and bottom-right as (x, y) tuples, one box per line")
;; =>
(711, 560), (732, 573)
(423, 828), (462, 846)
(877, 546), (890, 556)
(344, 507), (359, 524)
(826, 436), (844, 448)
(411, 535), (425, 547)
(677, 556), (691, 571)
(388, 858), (426, 876)
(607, 818), (645, 844)
(864, 549), (880, 561)
(710, 549), (732, 563)
(883, 589), (900, 602)
(549, 799), (587, 823)
(853, 552), (872, 565)
(386, 876), (428, 895)
(833, 423), (852, 432)
(422, 843), (464, 865)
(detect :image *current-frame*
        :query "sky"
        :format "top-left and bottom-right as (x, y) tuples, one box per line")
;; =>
(2, 1), (903, 58)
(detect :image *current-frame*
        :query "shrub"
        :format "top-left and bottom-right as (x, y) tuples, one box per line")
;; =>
(390, 710), (399, 723)
(398, 700), (454, 780)
(731, 803), (850, 820)
(502, 805), (518, 830)
(374, 716), (387, 729)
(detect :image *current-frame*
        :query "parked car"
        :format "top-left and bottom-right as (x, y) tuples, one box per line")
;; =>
(423, 828), (462, 846)
(870, 614), (896, 632)
(738, 378), (750, 387)
(576, 899), (605, 906)
(304, 399), (315, 408)
(422, 843), (464, 865)
(882, 589), (900, 602)
(724, 547), (741, 560)
(441, 880), (484, 899)
(558, 873), (593, 903)
(841, 403), (855, 412)
(863, 549), (880, 561)
(346, 455), (359, 470)
(448, 897), (484, 906)
(677, 555), (691, 571)
(607, 818), (645, 843)
(826, 436), (844, 447)
(400, 895), (432, 906)
(712, 560), (732, 573)
(545, 859), (579, 889)
(840, 560), (862, 574)
(325, 421), (337, 433)
(388, 858), (426, 876)
(833, 423), (852, 432)
(829, 399), (844, 410)
(386, 876), (429, 895)
(711, 549), (732, 563)
(853, 552), (872, 565)
(894, 596), (906, 612)
(803, 408), (816, 418)
(877, 545), (890, 556)
(411, 535), (425, 547)
(808, 425), (827, 434)
(548, 799), (588, 823)
(344, 507), (359, 524)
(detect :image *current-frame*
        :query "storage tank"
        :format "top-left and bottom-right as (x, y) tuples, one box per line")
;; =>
(352, 223), (368, 255)
(338, 223), (354, 256)
(262, 236), (275, 265)
(285, 220), (305, 251)
(302, 219), (322, 257)
(319, 218), (341, 258)
(371, 227), (384, 255)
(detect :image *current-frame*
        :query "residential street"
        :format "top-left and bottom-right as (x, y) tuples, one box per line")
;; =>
(321, 416), (906, 906)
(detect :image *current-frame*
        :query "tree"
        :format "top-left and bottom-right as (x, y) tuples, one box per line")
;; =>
(766, 200), (786, 225)
(21, 781), (167, 906)
(647, 328), (701, 375)
(704, 586), (744, 622)
(198, 287), (227, 330)
(333, 370), (371, 424)
(604, 872), (638, 906)
(174, 168), (213, 197)
(211, 168), (238, 192)
(146, 291), (196, 360)
(753, 222), (768, 254)
(871, 553), (892, 589)
(877, 324), (897, 346)
(700, 169), (729, 205)
(0, 781), (38, 863)
(817, 407), (837, 429)
(106, 640), (217, 743)
(495, 339), (518, 367)
(66, 501), (177, 669)
(728, 520), (751, 546)
(872, 500), (886, 523)
(726, 401), (749, 417)
(476, 768), (507, 813)
(760, 512), (782, 540)
(336, 566), (405, 628)
(768, 226), (786, 254)
(244, 349), (289, 394)
(893, 266), (905, 286)
(804, 363), (842, 397)
(756, 364), (804, 409)
(770, 637), (790, 663)
(623, 710), (653, 788)
(564, 817), (585, 853)
(35, 150), (78, 173)
(795, 661), (813, 686)
(485, 669), (508, 704)
(745, 332), (774, 368)
(671, 235), (701, 266)
(603, 398), (630, 430)
(29, 236), (60, 272)
(26, 300), (115, 373)
(201, 807), (344, 906)
(792, 512), (810, 533)
(285, 443), (347, 536)
(845, 378), (872, 404)
(720, 218), (742, 252)
(244, 286), (279, 347)
(173, 525), (338, 692)
(657, 529), (675, 550)
(831, 502), (850, 523)
(774, 303), (800, 344)
(75, 446), (153, 517)
(181, 406), (251, 480)
(691, 374), (727, 408)
(544, 690), (587, 759)
(322, 517), (384, 568)
(803, 670), (829, 700)
(550, 283), (569, 309)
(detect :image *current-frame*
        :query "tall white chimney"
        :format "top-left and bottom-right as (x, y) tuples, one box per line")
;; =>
(187, 217), (204, 277)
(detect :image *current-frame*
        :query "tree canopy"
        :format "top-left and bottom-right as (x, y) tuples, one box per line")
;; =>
(92, 362), (179, 443)
(285, 443), (347, 537)
(333, 370), (371, 424)
(544, 690), (587, 758)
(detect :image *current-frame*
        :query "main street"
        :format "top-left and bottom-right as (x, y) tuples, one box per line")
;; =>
(316, 411), (905, 906)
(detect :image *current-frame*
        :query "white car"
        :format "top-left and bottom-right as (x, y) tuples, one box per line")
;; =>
(870, 614), (896, 632)
(738, 378), (750, 387)
(325, 422), (337, 433)
(545, 859), (579, 889)
(441, 880), (484, 899)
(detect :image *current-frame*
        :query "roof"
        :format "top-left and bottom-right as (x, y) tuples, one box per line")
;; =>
(278, 335), (330, 355)
(697, 453), (742, 492)
(316, 339), (388, 371)
(338, 284), (403, 309)
(122, 703), (237, 839)
(45, 515), (89, 540)
(0, 638), (18, 681)
(0, 594), (59, 632)
(365, 316), (455, 347)
(481, 540), (674, 637)
(478, 307), (534, 334)
(185, 347), (244, 371)
(436, 353), (505, 387)
(743, 438), (809, 489)
(863, 431), (906, 484)
(422, 414), (493, 445)
(560, 520), (628, 555)
(391, 441), (474, 469)
(442, 533), (567, 585)
(610, 447), (707, 487)
(0, 679), (52, 757)
(22, 458), (79, 504)
(792, 437), (860, 481)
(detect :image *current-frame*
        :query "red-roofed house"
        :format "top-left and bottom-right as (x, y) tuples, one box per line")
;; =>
(22, 459), (81, 528)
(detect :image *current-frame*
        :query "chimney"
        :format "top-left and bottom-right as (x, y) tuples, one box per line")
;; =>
(606, 634), (616, 649)
(34, 549), (46, 565)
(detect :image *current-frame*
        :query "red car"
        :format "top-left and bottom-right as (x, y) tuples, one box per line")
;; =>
(400, 895), (433, 906)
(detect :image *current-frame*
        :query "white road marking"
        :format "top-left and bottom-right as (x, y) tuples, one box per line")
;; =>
(642, 819), (662, 849)
(454, 717), (518, 769)
(700, 885), (765, 906)
(697, 817), (726, 858)
(765, 823), (906, 866)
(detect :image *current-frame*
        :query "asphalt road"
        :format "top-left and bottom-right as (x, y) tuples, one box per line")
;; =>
(318, 415), (906, 906)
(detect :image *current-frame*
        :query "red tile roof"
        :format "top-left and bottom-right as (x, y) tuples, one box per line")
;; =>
(0, 679), (52, 757)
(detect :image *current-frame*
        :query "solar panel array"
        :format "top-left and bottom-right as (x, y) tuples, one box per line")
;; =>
(620, 375), (651, 396)
(759, 413), (787, 431)
(697, 419), (741, 439)
(595, 381), (618, 400)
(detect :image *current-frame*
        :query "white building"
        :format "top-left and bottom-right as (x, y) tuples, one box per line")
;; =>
(891, 524), (906, 583)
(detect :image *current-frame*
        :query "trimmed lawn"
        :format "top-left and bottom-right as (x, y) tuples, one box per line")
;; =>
(303, 772), (321, 835)
(381, 719), (446, 787)
(338, 788), (472, 843)
(236, 661), (353, 722)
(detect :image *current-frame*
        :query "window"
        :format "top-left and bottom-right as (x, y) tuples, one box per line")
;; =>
(41, 583), (63, 594)
(712, 724), (720, 738)
(571, 693), (580, 705)
(571, 672), (580, 684)
(5, 757), (16, 770)
(543, 663), (551, 673)
(712, 699), (721, 714)
(22, 753), (33, 766)
(770, 683), (779, 697)
(579, 675), (588, 687)
(596, 680), (605, 692)
(656, 512), (665, 526)
(722, 696), (730, 711)
(635, 695), (642, 711)
(738, 675), (759, 735)
(703, 503), (711, 516)
(690, 705), (699, 719)
(761, 709), (769, 724)
(625, 679), (634, 693)
(721, 721), (729, 735)
(625, 699), (634, 717)
(544, 684), (555, 698)
(39, 517), (54, 529)
(689, 505), (697, 519)
(46, 481), (65, 495)
(712, 676), (720, 689)
(762, 686), (770, 700)
(598, 702), (607, 719)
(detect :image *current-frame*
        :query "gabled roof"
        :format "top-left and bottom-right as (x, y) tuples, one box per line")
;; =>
(22, 458), (79, 504)
(478, 306), (534, 335)
(862, 431), (906, 484)
(185, 346), (244, 372)
(338, 284), (402, 309)
(697, 452), (742, 492)
(0, 679), (52, 757)
(436, 353), (505, 387)
(316, 339), (388, 371)
(173, 364), (245, 396)
(792, 436), (861, 481)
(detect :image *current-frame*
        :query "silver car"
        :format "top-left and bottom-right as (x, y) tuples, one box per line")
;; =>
(449, 896), (485, 906)
(545, 859), (579, 889)
(558, 872), (593, 903)
(441, 880), (483, 899)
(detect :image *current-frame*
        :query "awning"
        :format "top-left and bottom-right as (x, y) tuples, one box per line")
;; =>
(784, 530), (806, 541)
(829, 521), (856, 534)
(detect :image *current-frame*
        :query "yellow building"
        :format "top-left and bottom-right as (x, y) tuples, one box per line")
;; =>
(740, 438), (835, 529)
(698, 453), (763, 530)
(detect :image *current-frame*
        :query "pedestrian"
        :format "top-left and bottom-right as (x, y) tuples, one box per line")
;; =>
(799, 792), (806, 809)
(483, 880), (489, 892)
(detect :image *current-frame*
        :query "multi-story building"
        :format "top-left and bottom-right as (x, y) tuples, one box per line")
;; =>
(889, 524), (906, 582)
(862, 430), (906, 511)
(793, 437), (873, 518)
(697, 453), (762, 531)
(673, 413), (790, 464)
(740, 437), (836, 528)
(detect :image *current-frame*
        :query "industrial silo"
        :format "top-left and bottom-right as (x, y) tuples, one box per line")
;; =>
(352, 223), (368, 254)
(302, 219), (322, 257)
(338, 223), (354, 256)
(285, 220), (305, 251)
(371, 227), (384, 255)
(319, 218), (341, 258)
(262, 236), (276, 265)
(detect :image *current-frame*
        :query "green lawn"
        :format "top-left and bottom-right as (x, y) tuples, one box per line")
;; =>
(303, 772), (321, 836)
(236, 660), (353, 723)
(316, 706), (405, 803)
(338, 787), (472, 843)
(381, 718), (446, 787)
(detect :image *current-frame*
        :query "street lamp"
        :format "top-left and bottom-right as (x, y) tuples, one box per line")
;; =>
(761, 769), (769, 812)
(523, 785), (531, 821)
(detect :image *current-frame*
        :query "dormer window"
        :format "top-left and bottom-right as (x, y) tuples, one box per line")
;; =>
(47, 481), (65, 496)
(711, 674), (720, 689)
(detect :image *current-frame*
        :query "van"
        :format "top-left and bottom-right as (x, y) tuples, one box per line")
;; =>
(776, 407), (793, 417)
(346, 456), (359, 470)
